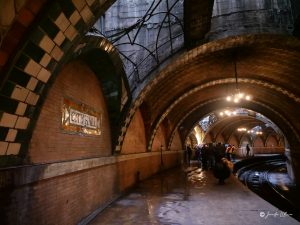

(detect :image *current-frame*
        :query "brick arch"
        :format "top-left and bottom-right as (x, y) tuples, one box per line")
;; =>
(146, 78), (299, 152)
(167, 98), (299, 152)
(0, 0), (116, 166)
(74, 36), (130, 149)
(116, 34), (300, 153)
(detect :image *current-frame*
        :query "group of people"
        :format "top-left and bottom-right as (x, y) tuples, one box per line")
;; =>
(185, 143), (237, 169)
(185, 143), (234, 184)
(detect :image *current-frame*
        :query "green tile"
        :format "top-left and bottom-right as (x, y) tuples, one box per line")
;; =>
(15, 54), (30, 70)
(90, 1), (100, 16)
(74, 18), (86, 32)
(0, 127), (9, 141)
(48, 2), (62, 21)
(40, 17), (60, 39)
(34, 82), (45, 95)
(15, 130), (29, 143)
(24, 105), (35, 118)
(30, 28), (45, 44)
(1, 81), (15, 97)
(0, 95), (18, 114)
(9, 68), (31, 87)
(46, 59), (58, 71)
(60, 0), (76, 17)
(60, 38), (72, 52)
(24, 41), (45, 62)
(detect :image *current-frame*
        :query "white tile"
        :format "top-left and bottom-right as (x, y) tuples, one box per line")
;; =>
(40, 53), (52, 67)
(69, 10), (81, 25)
(15, 117), (30, 129)
(86, 0), (96, 6)
(50, 46), (64, 61)
(64, 24), (78, 41)
(6, 143), (21, 155)
(72, 0), (86, 11)
(5, 129), (17, 142)
(15, 102), (27, 116)
(24, 59), (42, 77)
(80, 5), (94, 24)
(0, 113), (18, 128)
(37, 67), (51, 83)
(54, 31), (66, 46)
(54, 13), (70, 32)
(11, 85), (29, 101)
(25, 91), (39, 105)
(39, 35), (55, 54)
(26, 77), (38, 91)
(0, 142), (8, 155)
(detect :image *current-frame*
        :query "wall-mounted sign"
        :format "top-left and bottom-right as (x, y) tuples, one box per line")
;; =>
(62, 98), (102, 136)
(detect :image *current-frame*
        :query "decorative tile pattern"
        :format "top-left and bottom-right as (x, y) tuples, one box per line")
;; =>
(53, 31), (66, 46)
(54, 13), (70, 32)
(40, 53), (52, 67)
(80, 5), (94, 24)
(25, 91), (39, 105)
(0, 0), (116, 160)
(39, 35), (55, 54)
(64, 24), (78, 41)
(11, 85), (29, 102)
(6, 143), (21, 155)
(0, 142), (8, 155)
(50, 46), (64, 61)
(15, 117), (30, 129)
(0, 113), (18, 128)
(69, 10), (81, 25)
(72, 0), (86, 11)
(5, 129), (18, 142)
(24, 59), (42, 77)
(37, 67), (51, 83)
(15, 102), (27, 116)
(26, 77), (39, 91)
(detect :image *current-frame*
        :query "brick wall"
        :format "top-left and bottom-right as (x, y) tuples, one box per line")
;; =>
(122, 109), (147, 154)
(170, 129), (183, 151)
(152, 124), (167, 152)
(29, 60), (111, 163)
(1, 164), (118, 225)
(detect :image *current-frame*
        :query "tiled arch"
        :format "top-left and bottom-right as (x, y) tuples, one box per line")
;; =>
(169, 99), (300, 151)
(146, 78), (300, 151)
(0, 0), (116, 165)
(115, 34), (300, 153)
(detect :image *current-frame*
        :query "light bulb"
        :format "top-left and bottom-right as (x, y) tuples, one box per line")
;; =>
(238, 92), (244, 98)
(245, 95), (251, 100)
(226, 96), (232, 101)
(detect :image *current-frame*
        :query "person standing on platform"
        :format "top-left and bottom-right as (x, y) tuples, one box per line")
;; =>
(225, 144), (232, 161)
(246, 144), (251, 157)
(231, 145), (236, 161)
(186, 145), (192, 166)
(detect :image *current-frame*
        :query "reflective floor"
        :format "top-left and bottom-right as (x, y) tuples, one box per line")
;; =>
(89, 166), (299, 225)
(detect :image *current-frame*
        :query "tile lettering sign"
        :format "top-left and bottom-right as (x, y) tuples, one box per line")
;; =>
(62, 97), (102, 136)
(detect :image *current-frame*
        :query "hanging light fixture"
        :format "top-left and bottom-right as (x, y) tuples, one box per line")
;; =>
(226, 54), (251, 103)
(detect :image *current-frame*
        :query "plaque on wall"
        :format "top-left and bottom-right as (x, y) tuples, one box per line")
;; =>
(62, 98), (102, 136)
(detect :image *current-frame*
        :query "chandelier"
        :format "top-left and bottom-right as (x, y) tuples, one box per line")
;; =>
(226, 56), (251, 103)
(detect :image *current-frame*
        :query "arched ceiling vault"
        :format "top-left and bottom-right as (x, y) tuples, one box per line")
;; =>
(146, 80), (300, 150)
(166, 98), (299, 151)
(120, 35), (300, 152)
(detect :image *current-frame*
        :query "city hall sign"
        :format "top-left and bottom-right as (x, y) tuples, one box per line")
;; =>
(62, 98), (102, 136)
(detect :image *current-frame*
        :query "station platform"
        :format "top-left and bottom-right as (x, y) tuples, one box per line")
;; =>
(89, 166), (299, 225)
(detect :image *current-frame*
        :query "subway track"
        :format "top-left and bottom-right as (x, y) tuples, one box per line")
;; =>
(237, 159), (300, 221)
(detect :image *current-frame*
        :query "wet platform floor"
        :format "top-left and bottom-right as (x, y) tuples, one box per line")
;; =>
(89, 167), (299, 225)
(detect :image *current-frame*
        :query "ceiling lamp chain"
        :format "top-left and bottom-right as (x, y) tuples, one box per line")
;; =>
(226, 54), (251, 103)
